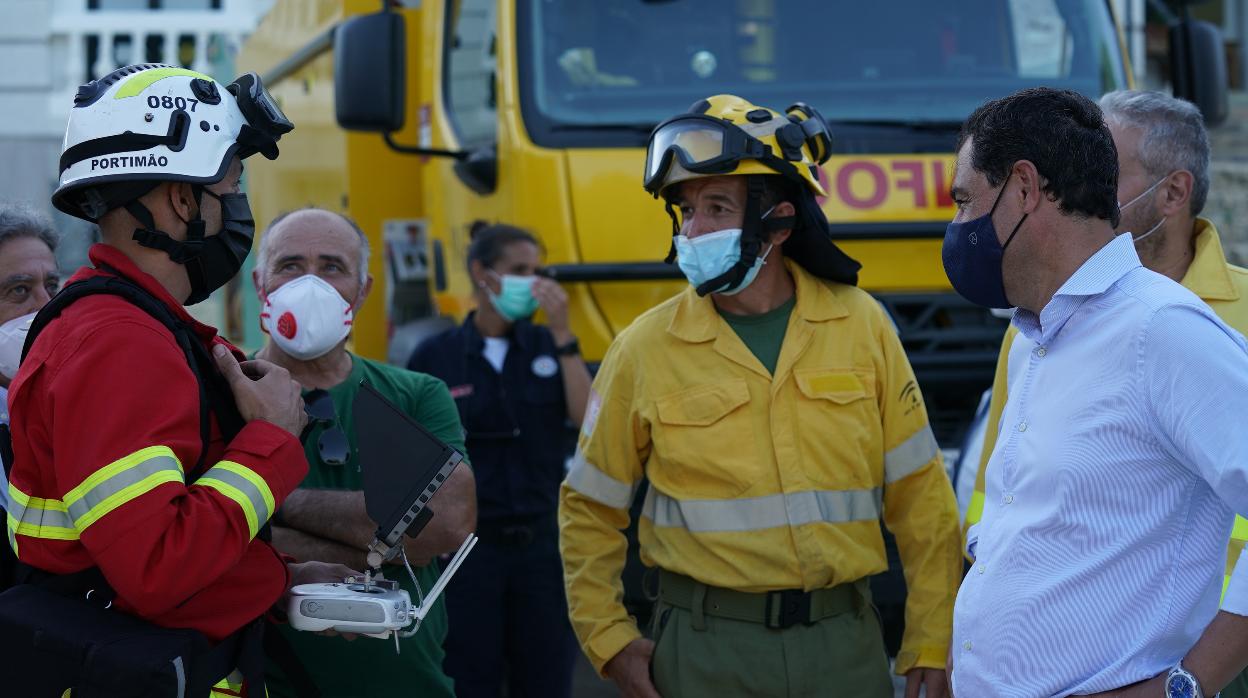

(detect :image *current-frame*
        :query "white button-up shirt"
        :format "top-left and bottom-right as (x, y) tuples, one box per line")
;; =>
(953, 234), (1248, 697)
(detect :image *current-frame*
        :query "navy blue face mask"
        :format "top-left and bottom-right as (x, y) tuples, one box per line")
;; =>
(941, 173), (1029, 309)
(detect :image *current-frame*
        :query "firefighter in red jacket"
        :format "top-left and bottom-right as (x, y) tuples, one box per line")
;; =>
(6, 65), (351, 694)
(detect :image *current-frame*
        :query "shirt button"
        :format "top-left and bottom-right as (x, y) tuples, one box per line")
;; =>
(1036, 346), (1047, 357)
(977, 565), (985, 575)
(1004, 494), (1014, 504)
(1018, 422), (1028, 432)
(963, 641), (973, 651)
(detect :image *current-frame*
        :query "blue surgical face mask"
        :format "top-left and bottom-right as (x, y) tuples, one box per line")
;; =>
(941, 174), (1028, 309)
(487, 272), (541, 321)
(674, 207), (775, 296)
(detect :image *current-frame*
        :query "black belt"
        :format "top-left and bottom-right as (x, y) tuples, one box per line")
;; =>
(658, 569), (867, 630)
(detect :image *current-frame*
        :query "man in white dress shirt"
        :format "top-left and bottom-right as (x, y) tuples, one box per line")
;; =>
(944, 87), (1248, 698)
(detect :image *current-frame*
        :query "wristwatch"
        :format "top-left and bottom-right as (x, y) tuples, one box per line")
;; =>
(1165, 662), (1214, 698)
(555, 338), (580, 356)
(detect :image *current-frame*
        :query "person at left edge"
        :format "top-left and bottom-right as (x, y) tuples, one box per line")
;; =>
(12, 64), (353, 696)
(409, 222), (591, 698)
(0, 205), (60, 516)
(0, 205), (59, 599)
(254, 207), (477, 698)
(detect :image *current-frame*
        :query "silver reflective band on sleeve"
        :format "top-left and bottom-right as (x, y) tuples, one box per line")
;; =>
(884, 425), (939, 484)
(64, 452), (184, 530)
(642, 486), (882, 533)
(6, 484), (76, 542)
(196, 462), (274, 539)
(565, 450), (637, 509)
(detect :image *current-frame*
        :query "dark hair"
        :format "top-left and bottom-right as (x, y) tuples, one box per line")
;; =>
(959, 87), (1120, 228)
(466, 222), (541, 273)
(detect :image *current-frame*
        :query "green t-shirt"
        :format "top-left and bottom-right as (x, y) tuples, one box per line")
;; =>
(266, 355), (466, 698)
(717, 295), (796, 375)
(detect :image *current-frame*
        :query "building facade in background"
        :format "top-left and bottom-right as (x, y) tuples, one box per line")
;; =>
(0, 0), (274, 331)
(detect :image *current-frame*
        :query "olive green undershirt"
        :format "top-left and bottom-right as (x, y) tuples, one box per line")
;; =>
(716, 295), (796, 375)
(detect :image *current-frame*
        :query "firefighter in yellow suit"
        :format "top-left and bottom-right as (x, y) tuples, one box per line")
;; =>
(964, 89), (1248, 698)
(558, 94), (962, 697)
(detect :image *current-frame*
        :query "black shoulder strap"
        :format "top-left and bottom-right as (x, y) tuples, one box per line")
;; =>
(21, 270), (244, 474)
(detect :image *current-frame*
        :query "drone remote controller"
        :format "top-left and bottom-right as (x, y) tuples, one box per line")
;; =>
(288, 533), (477, 645)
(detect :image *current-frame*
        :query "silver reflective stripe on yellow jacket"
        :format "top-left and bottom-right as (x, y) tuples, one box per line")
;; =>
(642, 487), (883, 533)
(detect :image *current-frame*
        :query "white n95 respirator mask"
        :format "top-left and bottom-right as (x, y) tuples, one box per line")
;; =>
(0, 312), (35, 380)
(261, 275), (354, 360)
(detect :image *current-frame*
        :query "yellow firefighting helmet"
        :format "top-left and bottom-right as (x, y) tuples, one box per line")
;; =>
(643, 94), (832, 199)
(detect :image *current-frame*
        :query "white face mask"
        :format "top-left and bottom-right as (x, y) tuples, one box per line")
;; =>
(1118, 174), (1170, 243)
(0, 312), (34, 381)
(261, 275), (354, 360)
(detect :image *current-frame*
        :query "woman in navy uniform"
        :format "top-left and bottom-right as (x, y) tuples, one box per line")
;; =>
(409, 223), (591, 698)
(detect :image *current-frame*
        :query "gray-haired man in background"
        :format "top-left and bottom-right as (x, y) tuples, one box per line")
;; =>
(0, 204), (59, 514)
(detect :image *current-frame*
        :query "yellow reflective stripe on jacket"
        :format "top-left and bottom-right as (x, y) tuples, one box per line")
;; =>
(642, 486), (883, 533)
(885, 425), (940, 484)
(195, 460), (274, 539)
(63, 445), (184, 532)
(565, 451), (637, 509)
(965, 490), (985, 529)
(1222, 516), (1248, 603)
(6, 483), (76, 548)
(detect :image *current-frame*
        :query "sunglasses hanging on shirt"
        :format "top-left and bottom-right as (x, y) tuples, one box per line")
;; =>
(303, 388), (351, 466)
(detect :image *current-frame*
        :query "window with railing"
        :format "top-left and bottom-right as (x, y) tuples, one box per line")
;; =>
(87, 1), (223, 9)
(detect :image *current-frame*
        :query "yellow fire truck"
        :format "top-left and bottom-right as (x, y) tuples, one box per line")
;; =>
(238, 0), (1226, 445)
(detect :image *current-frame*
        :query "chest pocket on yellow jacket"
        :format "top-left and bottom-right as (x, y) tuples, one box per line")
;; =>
(793, 368), (882, 488)
(650, 379), (759, 498)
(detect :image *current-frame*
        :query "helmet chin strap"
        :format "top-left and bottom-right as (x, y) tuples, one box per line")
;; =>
(125, 187), (211, 298)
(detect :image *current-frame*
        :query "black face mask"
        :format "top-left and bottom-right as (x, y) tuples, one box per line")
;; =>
(128, 186), (256, 306)
(186, 188), (255, 305)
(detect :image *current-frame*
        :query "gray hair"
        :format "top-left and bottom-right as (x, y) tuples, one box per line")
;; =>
(256, 207), (370, 284)
(1099, 90), (1211, 216)
(0, 203), (58, 254)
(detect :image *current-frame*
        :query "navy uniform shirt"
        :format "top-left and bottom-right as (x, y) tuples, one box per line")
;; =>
(409, 314), (571, 522)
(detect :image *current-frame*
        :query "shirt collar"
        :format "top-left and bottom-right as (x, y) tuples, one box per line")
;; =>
(460, 311), (531, 355)
(1012, 233), (1141, 343)
(1180, 218), (1239, 302)
(667, 258), (848, 344)
(78, 243), (221, 344)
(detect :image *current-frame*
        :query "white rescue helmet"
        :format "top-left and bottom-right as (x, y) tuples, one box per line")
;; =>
(52, 63), (292, 221)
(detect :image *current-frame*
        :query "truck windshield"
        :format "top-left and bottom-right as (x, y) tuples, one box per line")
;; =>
(518, 0), (1125, 147)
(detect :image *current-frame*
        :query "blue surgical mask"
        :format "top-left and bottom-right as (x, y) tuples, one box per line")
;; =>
(674, 208), (775, 296)
(941, 174), (1028, 309)
(488, 272), (540, 321)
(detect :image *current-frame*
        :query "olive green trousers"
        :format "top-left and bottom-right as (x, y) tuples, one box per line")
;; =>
(649, 577), (894, 697)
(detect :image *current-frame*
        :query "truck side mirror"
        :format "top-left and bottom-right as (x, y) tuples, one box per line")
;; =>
(334, 11), (407, 132)
(1169, 18), (1229, 127)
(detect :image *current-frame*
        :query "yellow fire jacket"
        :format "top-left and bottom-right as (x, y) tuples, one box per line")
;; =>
(966, 221), (1248, 593)
(559, 260), (962, 676)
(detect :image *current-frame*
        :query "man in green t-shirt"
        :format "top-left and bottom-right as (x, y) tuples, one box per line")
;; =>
(252, 208), (477, 697)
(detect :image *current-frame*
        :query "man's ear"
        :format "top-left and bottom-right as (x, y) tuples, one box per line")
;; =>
(166, 181), (197, 223)
(1158, 171), (1194, 217)
(357, 274), (374, 308)
(251, 267), (264, 299)
(766, 200), (797, 246)
(1012, 160), (1044, 214)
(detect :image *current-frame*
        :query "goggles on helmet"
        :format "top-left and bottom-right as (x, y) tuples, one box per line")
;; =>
(643, 115), (773, 196)
(227, 72), (293, 160)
